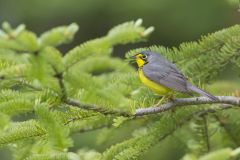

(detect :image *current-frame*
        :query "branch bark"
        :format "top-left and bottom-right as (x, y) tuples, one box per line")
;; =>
(66, 96), (240, 117)
(65, 98), (131, 117)
(135, 96), (240, 116)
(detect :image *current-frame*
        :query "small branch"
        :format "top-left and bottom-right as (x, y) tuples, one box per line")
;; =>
(52, 66), (67, 100)
(150, 109), (217, 149)
(202, 115), (210, 152)
(135, 96), (240, 116)
(55, 72), (66, 99)
(77, 124), (111, 133)
(214, 115), (240, 147)
(66, 96), (240, 117)
(65, 98), (131, 117)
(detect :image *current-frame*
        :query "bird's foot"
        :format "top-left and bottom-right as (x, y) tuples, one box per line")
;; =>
(156, 95), (169, 105)
(155, 96), (165, 106)
(155, 94), (175, 106)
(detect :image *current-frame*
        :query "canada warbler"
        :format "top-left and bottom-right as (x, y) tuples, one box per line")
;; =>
(131, 51), (218, 101)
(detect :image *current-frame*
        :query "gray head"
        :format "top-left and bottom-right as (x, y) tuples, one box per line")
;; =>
(131, 50), (165, 67)
(140, 51), (163, 60)
(140, 50), (166, 63)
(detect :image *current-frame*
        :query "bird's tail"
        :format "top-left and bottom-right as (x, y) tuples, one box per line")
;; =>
(187, 84), (218, 101)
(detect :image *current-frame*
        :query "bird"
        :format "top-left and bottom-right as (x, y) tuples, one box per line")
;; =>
(130, 51), (218, 101)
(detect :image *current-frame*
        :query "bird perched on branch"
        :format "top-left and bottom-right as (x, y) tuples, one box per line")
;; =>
(130, 51), (218, 101)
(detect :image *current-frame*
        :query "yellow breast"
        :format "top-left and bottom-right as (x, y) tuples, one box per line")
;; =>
(138, 69), (171, 95)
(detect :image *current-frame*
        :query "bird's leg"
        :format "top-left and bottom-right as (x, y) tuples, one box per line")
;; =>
(155, 95), (170, 106)
(155, 96), (166, 106)
(167, 93), (175, 101)
(155, 93), (175, 106)
(166, 93), (178, 113)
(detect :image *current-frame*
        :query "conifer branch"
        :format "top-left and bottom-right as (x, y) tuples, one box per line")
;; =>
(202, 115), (210, 152)
(135, 96), (240, 116)
(65, 98), (131, 117)
(54, 72), (66, 100)
(66, 96), (240, 117)
(214, 115), (240, 146)
(78, 124), (111, 133)
(160, 109), (215, 142)
(52, 66), (67, 100)
(101, 108), (216, 159)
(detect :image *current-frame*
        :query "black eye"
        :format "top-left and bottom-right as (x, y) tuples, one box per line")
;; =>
(142, 55), (147, 59)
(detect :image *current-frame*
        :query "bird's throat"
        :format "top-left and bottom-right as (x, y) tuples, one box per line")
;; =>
(136, 58), (145, 67)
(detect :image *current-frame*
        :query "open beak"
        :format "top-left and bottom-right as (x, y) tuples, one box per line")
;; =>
(130, 55), (136, 59)
(127, 54), (137, 63)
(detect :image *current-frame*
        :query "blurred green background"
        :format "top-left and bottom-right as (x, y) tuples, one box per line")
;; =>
(0, 0), (239, 56)
(0, 0), (239, 159)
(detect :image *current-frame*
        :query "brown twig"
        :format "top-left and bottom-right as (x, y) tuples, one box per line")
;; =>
(66, 96), (240, 117)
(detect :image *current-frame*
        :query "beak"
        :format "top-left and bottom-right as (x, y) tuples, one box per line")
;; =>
(125, 54), (136, 63)
(130, 55), (136, 59)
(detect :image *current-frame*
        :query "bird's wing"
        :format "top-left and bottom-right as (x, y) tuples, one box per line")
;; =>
(142, 62), (189, 92)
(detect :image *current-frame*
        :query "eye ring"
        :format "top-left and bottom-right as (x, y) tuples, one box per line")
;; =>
(142, 55), (147, 59)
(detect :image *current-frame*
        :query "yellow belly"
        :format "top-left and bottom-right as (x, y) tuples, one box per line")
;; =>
(138, 69), (171, 95)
